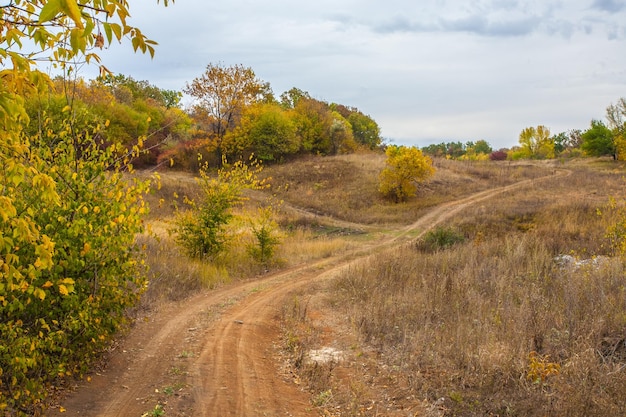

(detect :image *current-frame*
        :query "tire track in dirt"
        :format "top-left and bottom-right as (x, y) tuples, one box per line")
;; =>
(49, 168), (568, 417)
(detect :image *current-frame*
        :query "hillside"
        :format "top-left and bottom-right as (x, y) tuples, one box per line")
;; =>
(48, 156), (626, 417)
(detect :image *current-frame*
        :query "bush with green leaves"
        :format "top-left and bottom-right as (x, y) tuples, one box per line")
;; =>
(247, 206), (282, 265)
(417, 226), (466, 252)
(172, 158), (266, 259)
(0, 0), (168, 413)
(0, 90), (154, 414)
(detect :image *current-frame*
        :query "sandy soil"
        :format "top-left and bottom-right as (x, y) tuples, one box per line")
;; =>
(46, 169), (567, 417)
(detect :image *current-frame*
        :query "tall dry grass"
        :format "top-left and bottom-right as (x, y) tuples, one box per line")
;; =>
(283, 158), (626, 416)
(333, 236), (626, 415)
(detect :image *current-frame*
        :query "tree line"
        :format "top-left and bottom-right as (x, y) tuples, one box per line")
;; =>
(421, 99), (626, 161)
(27, 63), (384, 173)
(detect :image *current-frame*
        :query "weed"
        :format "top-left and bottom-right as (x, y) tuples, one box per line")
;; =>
(418, 226), (466, 251)
(142, 404), (165, 417)
(526, 351), (561, 386)
(312, 389), (333, 407)
(169, 366), (185, 376)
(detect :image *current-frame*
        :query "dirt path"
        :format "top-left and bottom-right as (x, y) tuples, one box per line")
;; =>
(48, 169), (568, 417)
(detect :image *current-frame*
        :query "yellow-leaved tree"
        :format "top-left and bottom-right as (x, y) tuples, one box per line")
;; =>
(0, 0), (169, 414)
(517, 125), (555, 159)
(379, 145), (435, 203)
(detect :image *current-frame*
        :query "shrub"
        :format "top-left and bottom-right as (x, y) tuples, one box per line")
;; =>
(172, 158), (266, 259)
(379, 145), (435, 203)
(489, 150), (508, 161)
(1, 104), (152, 414)
(247, 206), (282, 265)
(417, 226), (466, 251)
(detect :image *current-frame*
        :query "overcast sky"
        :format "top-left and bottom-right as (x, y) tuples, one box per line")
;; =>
(81, 0), (626, 149)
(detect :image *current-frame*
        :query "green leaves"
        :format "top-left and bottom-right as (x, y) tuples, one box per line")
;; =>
(38, 0), (62, 24)
(172, 159), (266, 259)
(0, 0), (168, 408)
(0, 81), (156, 415)
(39, 0), (84, 28)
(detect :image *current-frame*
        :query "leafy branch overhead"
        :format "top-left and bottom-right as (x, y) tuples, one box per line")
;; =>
(1, 0), (168, 76)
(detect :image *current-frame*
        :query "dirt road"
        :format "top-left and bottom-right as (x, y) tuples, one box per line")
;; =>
(48, 170), (566, 417)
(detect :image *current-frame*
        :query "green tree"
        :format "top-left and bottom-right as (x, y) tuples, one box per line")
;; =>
(279, 87), (311, 109)
(223, 102), (299, 162)
(606, 98), (626, 160)
(99, 73), (183, 108)
(473, 139), (492, 155)
(292, 97), (334, 154)
(247, 206), (281, 266)
(552, 132), (568, 155)
(329, 111), (357, 154)
(447, 141), (466, 158)
(172, 159), (266, 259)
(581, 119), (615, 159)
(347, 111), (382, 149)
(379, 145), (436, 203)
(422, 142), (448, 157)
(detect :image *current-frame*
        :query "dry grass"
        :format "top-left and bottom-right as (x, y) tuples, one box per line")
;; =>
(135, 154), (626, 416)
(264, 153), (554, 225)
(136, 163), (360, 307)
(279, 157), (626, 416)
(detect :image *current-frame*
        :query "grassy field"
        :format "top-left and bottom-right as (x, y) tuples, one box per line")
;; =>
(272, 155), (626, 417)
(139, 154), (626, 416)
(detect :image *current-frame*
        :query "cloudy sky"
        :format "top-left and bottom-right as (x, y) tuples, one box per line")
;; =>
(83, 0), (626, 149)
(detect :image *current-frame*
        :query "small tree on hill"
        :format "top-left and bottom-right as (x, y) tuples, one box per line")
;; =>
(379, 145), (435, 203)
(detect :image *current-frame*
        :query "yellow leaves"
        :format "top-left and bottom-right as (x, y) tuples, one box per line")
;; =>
(34, 235), (55, 270)
(0, 196), (17, 222)
(57, 278), (75, 296)
(33, 287), (46, 301)
(527, 351), (560, 385)
(42, 281), (54, 289)
(58, 285), (69, 296)
(80, 242), (91, 256)
(39, 0), (84, 29)
(379, 145), (435, 203)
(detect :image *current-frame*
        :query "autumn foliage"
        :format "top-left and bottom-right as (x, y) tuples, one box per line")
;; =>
(0, 0), (168, 413)
(379, 145), (435, 202)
